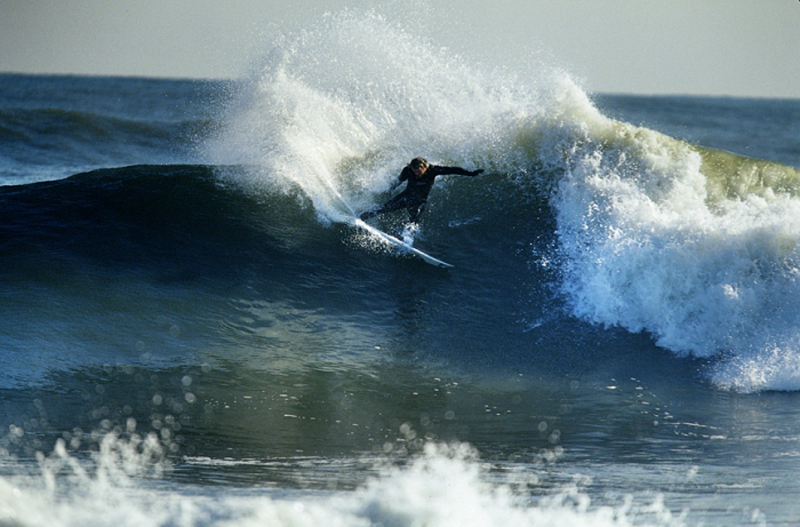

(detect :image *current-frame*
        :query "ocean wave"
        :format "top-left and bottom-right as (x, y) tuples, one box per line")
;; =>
(4, 13), (800, 393)
(201, 9), (800, 392)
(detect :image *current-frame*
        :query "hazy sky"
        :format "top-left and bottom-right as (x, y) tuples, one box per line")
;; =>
(1, 0), (797, 98)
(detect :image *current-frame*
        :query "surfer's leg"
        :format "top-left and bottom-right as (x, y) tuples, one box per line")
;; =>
(359, 208), (380, 220)
(407, 202), (426, 224)
(360, 193), (411, 220)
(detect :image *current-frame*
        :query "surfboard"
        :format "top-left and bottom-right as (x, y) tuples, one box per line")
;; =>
(352, 219), (454, 268)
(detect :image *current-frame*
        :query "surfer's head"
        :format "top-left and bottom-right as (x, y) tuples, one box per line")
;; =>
(409, 157), (429, 177)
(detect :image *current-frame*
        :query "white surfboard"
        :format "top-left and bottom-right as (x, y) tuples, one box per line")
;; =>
(353, 219), (454, 268)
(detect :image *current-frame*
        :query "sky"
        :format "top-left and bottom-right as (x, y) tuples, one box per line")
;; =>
(0, 0), (797, 98)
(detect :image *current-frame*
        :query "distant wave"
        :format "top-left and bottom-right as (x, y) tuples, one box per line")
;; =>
(0, 75), (216, 186)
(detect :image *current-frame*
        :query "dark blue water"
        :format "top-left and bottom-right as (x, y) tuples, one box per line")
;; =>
(1, 11), (800, 526)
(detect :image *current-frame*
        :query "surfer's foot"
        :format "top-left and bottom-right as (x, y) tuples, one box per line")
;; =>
(401, 223), (419, 245)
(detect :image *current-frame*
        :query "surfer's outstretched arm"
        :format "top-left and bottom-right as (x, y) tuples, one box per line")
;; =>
(429, 166), (484, 177)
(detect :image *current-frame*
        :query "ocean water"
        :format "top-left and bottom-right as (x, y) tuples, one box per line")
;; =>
(2, 10), (800, 526)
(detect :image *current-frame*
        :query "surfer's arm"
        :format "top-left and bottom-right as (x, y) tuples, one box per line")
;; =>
(388, 178), (404, 192)
(430, 166), (484, 177)
(387, 166), (412, 192)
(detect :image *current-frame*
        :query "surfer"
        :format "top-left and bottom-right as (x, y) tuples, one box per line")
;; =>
(359, 158), (483, 224)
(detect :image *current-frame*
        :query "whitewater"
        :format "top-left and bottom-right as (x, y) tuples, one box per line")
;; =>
(2, 8), (800, 527)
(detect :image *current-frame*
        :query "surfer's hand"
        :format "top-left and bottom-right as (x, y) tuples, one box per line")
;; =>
(470, 169), (484, 176)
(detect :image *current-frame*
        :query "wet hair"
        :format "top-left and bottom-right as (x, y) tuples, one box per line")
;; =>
(409, 157), (429, 170)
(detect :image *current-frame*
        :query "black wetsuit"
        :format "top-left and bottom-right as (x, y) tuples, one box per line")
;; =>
(360, 165), (480, 223)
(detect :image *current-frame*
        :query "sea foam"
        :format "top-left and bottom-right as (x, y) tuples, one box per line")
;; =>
(0, 436), (686, 527)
